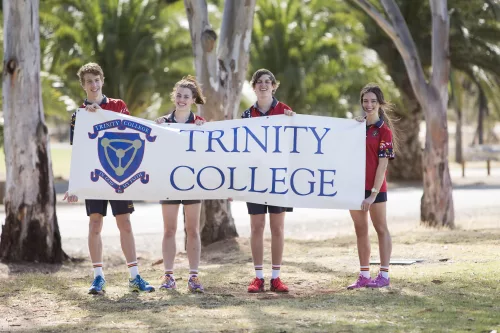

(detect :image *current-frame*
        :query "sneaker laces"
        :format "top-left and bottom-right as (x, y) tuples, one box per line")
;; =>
(160, 274), (173, 281)
(250, 278), (262, 286)
(91, 276), (103, 287)
(135, 275), (148, 288)
(272, 278), (283, 287)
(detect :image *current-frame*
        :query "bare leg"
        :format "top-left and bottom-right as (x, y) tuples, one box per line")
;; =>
(115, 213), (137, 263)
(269, 212), (285, 266)
(184, 203), (202, 271)
(250, 214), (266, 266)
(88, 213), (104, 264)
(369, 202), (391, 267)
(349, 210), (370, 266)
(161, 204), (180, 271)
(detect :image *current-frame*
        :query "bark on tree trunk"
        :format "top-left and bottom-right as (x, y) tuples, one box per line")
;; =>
(477, 88), (486, 145)
(420, 0), (454, 227)
(184, 0), (256, 244)
(369, 36), (423, 181)
(352, 0), (454, 227)
(450, 73), (463, 163)
(454, 105), (463, 163)
(388, 108), (423, 181)
(420, 93), (454, 227)
(199, 200), (238, 247)
(0, 0), (66, 262)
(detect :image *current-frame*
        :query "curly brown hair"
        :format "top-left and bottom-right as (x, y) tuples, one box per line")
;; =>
(170, 75), (206, 105)
(77, 63), (104, 85)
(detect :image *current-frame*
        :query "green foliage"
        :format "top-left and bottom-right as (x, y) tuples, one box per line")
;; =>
(40, 0), (192, 117)
(250, 0), (396, 117)
(350, 0), (500, 122)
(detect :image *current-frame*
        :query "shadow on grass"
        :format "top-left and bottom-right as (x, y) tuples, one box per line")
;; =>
(1, 235), (499, 332)
(17, 276), (499, 333)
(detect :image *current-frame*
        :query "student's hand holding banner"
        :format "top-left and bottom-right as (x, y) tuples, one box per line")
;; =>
(68, 109), (365, 209)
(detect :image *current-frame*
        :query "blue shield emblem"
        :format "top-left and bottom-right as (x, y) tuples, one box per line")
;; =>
(97, 132), (145, 183)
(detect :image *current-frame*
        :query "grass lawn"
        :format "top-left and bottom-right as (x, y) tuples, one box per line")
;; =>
(0, 145), (72, 180)
(0, 228), (499, 332)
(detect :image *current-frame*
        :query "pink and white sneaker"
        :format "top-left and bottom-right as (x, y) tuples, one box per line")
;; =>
(366, 273), (390, 288)
(347, 275), (372, 290)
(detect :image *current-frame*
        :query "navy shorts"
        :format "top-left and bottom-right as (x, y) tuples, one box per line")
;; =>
(160, 200), (201, 205)
(85, 200), (135, 217)
(246, 202), (293, 215)
(364, 191), (387, 203)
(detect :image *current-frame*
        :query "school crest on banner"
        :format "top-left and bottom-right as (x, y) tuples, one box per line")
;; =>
(88, 119), (157, 193)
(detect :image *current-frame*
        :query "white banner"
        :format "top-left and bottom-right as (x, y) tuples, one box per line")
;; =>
(68, 109), (365, 209)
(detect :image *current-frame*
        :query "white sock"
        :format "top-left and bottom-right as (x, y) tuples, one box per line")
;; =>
(380, 266), (389, 279)
(271, 264), (281, 279)
(164, 269), (174, 278)
(360, 266), (370, 278)
(254, 265), (264, 279)
(189, 269), (198, 279)
(93, 263), (104, 279)
(127, 261), (139, 279)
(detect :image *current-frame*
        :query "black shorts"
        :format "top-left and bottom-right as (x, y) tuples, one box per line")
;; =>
(364, 190), (387, 203)
(160, 200), (201, 205)
(85, 200), (135, 217)
(246, 202), (293, 215)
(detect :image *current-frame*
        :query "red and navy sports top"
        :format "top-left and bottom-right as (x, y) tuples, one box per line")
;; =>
(241, 97), (292, 118)
(70, 95), (129, 145)
(365, 118), (395, 192)
(162, 110), (205, 123)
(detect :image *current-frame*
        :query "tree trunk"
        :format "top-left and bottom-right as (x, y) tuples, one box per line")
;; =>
(199, 200), (238, 247)
(450, 72), (463, 163)
(352, 0), (454, 227)
(0, 0), (66, 262)
(388, 108), (423, 181)
(184, 0), (256, 244)
(454, 105), (463, 163)
(420, 91), (454, 227)
(368, 34), (423, 181)
(477, 88), (486, 145)
(420, 0), (454, 227)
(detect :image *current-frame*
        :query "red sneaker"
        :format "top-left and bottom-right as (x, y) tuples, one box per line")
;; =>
(270, 277), (289, 293)
(247, 277), (265, 293)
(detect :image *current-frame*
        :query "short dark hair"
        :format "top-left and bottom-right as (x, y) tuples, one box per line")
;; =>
(250, 69), (280, 93)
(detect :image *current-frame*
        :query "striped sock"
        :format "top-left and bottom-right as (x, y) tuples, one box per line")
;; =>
(360, 266), (370, 278)
(271, 264), (281, 279)
(92, 262), (104, 279)
(127, 261), (139, 279)
(189, 269), (198, 279)
(380, 266), (389, 279)
(164, 269), (174, 278)
(254, 265), (264, 279)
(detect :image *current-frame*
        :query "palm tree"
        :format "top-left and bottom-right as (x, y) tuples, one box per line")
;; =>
(40, 0), (192, 116)
(250, 0), (395, 117)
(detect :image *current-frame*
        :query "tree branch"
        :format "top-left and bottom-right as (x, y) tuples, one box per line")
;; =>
(429, 0), (450, 108)
(352, 0), (430, 105)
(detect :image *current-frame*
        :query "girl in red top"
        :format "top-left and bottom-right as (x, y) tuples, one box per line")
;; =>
(154, 76), (206, 293)
(347, 83), (397, 289)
